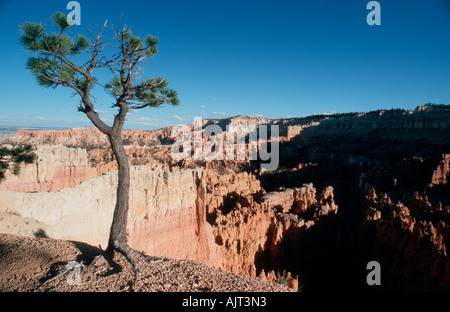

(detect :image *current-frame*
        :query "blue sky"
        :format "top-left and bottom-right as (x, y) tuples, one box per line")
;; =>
(0, 0), (449, 130)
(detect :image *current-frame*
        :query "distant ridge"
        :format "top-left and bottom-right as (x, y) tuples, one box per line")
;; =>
(0, 126), (67, 141)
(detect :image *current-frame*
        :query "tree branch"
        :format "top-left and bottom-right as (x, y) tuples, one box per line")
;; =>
(39, 25), (87, 78)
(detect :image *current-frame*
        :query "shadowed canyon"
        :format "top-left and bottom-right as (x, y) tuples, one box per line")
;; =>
(1, 105), (449, 291)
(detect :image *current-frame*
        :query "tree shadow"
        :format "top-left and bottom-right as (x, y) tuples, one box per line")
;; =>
(69, 240), (122, 276)
(34, 228), (48, 238)
(69, 241), (103, 265)
(39, 240), (123, 285)
(39, 260), (69, 284)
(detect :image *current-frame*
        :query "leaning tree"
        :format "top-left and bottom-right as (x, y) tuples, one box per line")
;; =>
(20, 12), (179, 283)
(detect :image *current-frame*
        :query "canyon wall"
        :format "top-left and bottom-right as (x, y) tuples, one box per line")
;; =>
(431, 154), (450, 186)
(0, 143), (337, 290)
(0, 144), (97, 192)
(10, 127), (173, 147)
(362, 188), (450, 291)
(0, 165), (212, 259)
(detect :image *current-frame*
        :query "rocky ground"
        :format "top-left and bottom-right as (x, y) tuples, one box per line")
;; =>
(0, 233), (293, 292)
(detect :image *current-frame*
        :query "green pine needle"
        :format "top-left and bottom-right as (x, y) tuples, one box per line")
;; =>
(50, 11), (72, 30)
(20, 12), (180, 114)
(19, 22), (44, 52)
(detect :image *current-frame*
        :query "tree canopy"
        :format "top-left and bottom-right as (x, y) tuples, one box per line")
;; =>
(20, 11), (179, 135)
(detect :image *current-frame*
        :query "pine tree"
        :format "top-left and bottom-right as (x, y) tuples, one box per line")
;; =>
(0, 145), (36, 180)
(20, 12), (179, 287)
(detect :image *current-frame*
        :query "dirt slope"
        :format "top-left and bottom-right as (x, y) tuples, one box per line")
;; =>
(0, 234), (293, 292)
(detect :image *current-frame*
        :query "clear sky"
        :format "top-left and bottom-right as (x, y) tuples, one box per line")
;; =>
(0, 0), (449, 130)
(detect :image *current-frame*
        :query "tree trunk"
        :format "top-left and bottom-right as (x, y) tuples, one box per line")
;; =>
(107, 130), (131, 251)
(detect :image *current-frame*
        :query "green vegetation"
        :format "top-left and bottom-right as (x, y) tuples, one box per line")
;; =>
(275, 269), (289, 287)
(0, 145), (36, 180)
(233, 164), (247, 173)
(217, 163), (225, 174)
(64, 139), (105, 151)
(424, 103), (450, 110)
(195, 160), (206, 167)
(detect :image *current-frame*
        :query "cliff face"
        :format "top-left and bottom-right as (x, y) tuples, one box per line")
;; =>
(10, 127), (173, 147)
(363, 189), (450, 291)
(0, 166), (207, 253)
(127, 167), (221, 268)
(0, 144), (97, 192)
(431, 154), (450, 186)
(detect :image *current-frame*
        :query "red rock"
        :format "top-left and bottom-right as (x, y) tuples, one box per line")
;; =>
(363, 189), (450, 291)
(431, 154), (450, 186)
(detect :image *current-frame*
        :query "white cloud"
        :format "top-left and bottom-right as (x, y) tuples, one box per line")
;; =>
(211, 112), (227, 116)
(200, 105), (206, 109)
(136, 117), (159, 122)
(129, 121), (159, 127)
(314, 111), (336, 116)
(171, 115), (184, 121)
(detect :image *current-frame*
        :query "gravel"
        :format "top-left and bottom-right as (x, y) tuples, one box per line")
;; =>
(0, 234), (294, 292)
